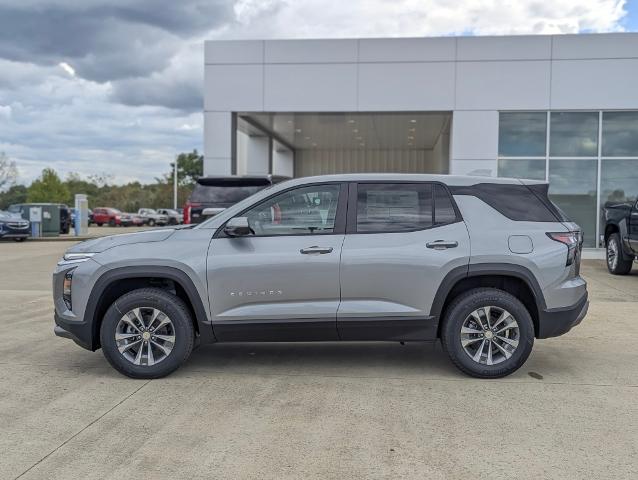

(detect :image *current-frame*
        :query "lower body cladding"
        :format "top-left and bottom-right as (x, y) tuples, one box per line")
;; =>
(210, 316), (438, 342)
(55, 294), (587, 347)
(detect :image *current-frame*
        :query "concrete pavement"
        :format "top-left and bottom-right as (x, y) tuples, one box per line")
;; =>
(0, 241), (636, 479)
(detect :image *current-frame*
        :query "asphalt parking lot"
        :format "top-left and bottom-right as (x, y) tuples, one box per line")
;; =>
(1, 241), (637, 479)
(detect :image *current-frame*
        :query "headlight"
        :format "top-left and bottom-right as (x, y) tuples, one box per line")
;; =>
(59, 252), (96, 265)
(63, 269), (74, 310)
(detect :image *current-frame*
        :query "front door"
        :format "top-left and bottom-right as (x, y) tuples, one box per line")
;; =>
(338, 182), (470, 341)
(207, 182), (347, 341)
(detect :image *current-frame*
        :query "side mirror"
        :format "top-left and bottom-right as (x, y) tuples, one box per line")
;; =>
(224, 217), (252, 237)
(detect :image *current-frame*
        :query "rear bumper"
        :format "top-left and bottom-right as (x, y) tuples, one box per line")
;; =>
(537, 292), (588, 339)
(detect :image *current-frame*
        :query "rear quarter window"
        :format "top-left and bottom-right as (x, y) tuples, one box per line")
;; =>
(450, 183), (560, 222)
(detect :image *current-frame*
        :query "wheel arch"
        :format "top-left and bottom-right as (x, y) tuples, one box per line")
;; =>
(86, 266), (214, 350)
(431, 264), (545, 338)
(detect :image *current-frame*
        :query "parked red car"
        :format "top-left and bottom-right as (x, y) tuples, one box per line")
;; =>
(92, 208), (123, 227)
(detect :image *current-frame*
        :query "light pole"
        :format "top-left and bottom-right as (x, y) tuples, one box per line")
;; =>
(173, 157), (178, 210)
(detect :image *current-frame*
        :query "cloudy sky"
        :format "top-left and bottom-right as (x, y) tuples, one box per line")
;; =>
(0, 0), (636, 185)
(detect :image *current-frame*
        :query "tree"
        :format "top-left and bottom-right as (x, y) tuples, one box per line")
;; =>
(0, 184), (27, 210)
(0, 152), (18, 192)
(160, 150), (203, 187)
(27, 168), (70, 203)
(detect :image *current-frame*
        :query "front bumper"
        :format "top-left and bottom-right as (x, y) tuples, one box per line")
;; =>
(537, 292), (589, 339)
(54, 312), (94, 350)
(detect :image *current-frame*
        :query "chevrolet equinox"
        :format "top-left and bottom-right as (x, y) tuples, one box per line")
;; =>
(53, 174), (588, 379)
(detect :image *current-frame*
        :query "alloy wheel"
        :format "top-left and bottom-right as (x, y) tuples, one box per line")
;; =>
(460, 306), (520, 366)
(115, 307), (175, 366)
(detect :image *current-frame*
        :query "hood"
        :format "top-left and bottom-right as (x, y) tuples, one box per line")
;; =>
(66, 228), (177, 254)
(0, 211), (22, 221)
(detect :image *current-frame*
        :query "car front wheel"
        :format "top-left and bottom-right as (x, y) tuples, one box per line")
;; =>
(441, 288), (534, 379)
(100, 288), (195, 379)
(606, 233), (633, 275)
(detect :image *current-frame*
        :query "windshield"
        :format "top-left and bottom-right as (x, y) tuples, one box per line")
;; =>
(190, 184), (266, 204)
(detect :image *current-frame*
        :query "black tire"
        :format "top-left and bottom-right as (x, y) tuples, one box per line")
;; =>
(169, 218), (178, 225)
(441, 288), (534, 379)
(148, 219), (155, 227)
(108, 219), (116, 227)
(13, 237), (26, 242)
(606, 233), (633, 275)
(96, 223), (103, 227)
(100, 288), (195, 379)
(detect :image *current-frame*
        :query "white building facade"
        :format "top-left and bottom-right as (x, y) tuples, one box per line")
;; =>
(204, 33), (638, 247)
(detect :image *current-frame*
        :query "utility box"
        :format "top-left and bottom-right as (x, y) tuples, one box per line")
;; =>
(10, 203), (61, 237)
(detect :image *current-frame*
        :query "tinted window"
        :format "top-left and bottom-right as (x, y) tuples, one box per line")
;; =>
(434, 185), (457, 224)
(602, 111), (638, 157)
(449, 183), (559, 222)
(498, 112), (547, 157)
(191, 184), (266, 204)
(357, 183), (433, 233)
(244, 184), (341, 236)
(497, 159), (546, 180)
(550, 112), (598, 157)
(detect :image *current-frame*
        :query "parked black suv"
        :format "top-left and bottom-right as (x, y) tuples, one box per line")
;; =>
(184, 175), (289, 224)
(603, 199), (638, 274)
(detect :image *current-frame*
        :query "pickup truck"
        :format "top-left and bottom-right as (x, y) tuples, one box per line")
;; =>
(603, 199), (638, 274)
(137, 208), (169, 227)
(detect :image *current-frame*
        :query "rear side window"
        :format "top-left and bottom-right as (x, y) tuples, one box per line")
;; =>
(449, 183), (560, 222)
(434, 184), (457, 225)
(356, 183), (434, 233)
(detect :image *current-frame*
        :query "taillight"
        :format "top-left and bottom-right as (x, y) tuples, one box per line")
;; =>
(184, 202), (200, 224)
(547, 231), (582, 266)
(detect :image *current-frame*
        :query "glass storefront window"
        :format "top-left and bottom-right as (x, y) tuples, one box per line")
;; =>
(497, 159), (546, 180)
(602, 112), (638, 157)
(498, 112), (547, 157)
(550, 112), (598, 157)
(600, 159), (638, 207)
(549, 159), (598, 247)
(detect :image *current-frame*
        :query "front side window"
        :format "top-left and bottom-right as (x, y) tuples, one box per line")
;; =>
(244, 184), (341, 236)
(356, 183), (433, 233)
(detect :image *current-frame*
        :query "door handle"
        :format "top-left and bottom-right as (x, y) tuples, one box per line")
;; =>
(426, 240), (458, 250)
(300, 246), (334, 254)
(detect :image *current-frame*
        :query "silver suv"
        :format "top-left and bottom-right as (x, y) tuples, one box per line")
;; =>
(53, 174), (588, 379)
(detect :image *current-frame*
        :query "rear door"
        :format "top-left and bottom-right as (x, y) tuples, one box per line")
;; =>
(207, 182), (347, 341)
(337, 182), (470, 340)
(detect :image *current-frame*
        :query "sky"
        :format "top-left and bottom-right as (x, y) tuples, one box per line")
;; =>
(0, 0), (636, 186)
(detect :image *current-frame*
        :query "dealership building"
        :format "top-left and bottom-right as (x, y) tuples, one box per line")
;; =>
(204, 33), (638, 248)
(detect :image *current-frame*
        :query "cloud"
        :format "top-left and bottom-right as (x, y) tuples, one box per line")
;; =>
(0, 0), (629, 186)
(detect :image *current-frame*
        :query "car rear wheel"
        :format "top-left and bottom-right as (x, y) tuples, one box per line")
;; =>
(441, 288), (534, 379)
(606, 233), (633, 275)
(13, 237), (26, 242)
(96, 223), (103, 227)
(100, 288), (195, 379)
